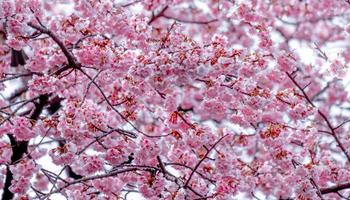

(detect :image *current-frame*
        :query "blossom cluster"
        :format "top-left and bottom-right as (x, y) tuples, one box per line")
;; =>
(0, 0), (349, 199)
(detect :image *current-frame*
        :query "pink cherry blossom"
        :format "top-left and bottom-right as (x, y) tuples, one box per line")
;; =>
(28, 75), (62, 96)
(92, 177), (125, 196)
(0, 0), (349, 199)
(11, 117), (36, 141)
(49, 143), (77, 165)
(0, 0), (14, 18)
(9, 177), (30, 194)
(0, 141), (12, 164)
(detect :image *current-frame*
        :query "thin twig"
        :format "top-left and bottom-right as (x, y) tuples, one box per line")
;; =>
(184, 134), (228, 187)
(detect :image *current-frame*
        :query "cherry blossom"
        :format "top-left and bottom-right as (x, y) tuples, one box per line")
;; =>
(0, 0), (349, 199)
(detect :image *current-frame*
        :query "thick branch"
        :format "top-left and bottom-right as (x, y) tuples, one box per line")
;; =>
(321, 182), (350, 194)
(2, 95), (48, 200)
(27, 23), (79, 68)
(44, 166), (160, 198)
(148, 6), (168, 24)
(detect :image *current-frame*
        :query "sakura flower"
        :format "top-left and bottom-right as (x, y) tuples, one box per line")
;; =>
(49, 143), (77, 165)
(329, 59), (348, 79)
(28, 75), (61, 96)
(0, 142), (12, 164)
(73, 155), (104, 175)
(277, 54), (297, 73)
(0, 0), (14, 18)
(9, 177), (30, 194)
(289, 103), (315, 120)
(33, 172), (49, 191)
(92, 177), (125, 196)
(6, 36), (27, 51)
(12, 117), (35, 141)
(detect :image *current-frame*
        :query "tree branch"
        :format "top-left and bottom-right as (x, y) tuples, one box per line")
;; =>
(184, 134), (228, 187)
(2, 95), (48, 200)
(321, 182), (350, 194)
(27, 23), (79, 68)
(286, 72), (350, 163)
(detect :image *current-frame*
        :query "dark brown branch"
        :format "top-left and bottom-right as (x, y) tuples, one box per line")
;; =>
(0, 73), (37, 83)
(286, 73), (314, 107)
(0, 97), (39, 111)
(77, 68), (169, 138)
(177, 111), (196, 129)
(2, 95), (48, 200)
(77, 126), (137, 155)
(164, 162), (216, 184)
(333, 118), (350, 130)
(314, 42), (329, 61)
(321, 182), (350, 194)
(311, 81), (332, 101)
(27, 23), (79, 68)
(8, 86), (28, 101)
(286, 72), (350, 163)
(148, 6), (168, 25)
(162, 15), (218, 25)
(57, 141), (83, 180)
(310, 178), (325, 200)
(77, 69), (136, 128)
(121, 0), (141, 7)
(44, 166), (160, 198)
(184, 135), (228, 187)
(157, 156), (168, 175)
(10, 49), (28, 67)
